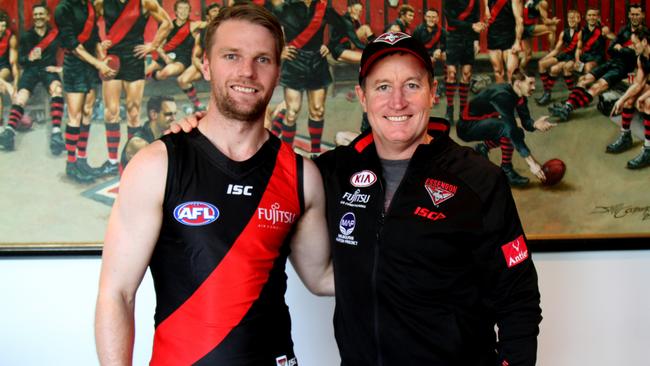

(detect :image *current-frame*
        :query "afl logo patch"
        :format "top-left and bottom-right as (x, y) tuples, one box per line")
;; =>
(173, 201), (219, 226)
(350, 170), (377, 187)
(339, 212), (356, 235)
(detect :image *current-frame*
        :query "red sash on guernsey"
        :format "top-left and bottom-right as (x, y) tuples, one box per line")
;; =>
(447, 0), (475, 31)
(31, 27), (59, 54)
(523, 7), (537, 26)
(583, 27), (601, 53)
(289, 0), (326, 49)
(0, 30), (11, 58)
(78, 0), (96, 44)
(562, 30), (579, 53)
(149, 143), (301, 365)
(163, 22), (191, 52)
(489, 0), (509, 26)
(425, 27), (442, 49)
(105, 0), (140, 47)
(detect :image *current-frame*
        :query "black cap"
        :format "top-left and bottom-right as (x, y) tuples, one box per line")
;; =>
(358, 32), (434, 84)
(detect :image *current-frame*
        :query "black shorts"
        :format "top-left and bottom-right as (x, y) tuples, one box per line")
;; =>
(0, 58), (9, 70)
(17, 66), (61, 93)
(63, 53), (100, 93)
(590, 61), (628, 87)
(108, 50), (145, 82)
(522, 25), (536, 39)
(280, 49), (332, 91)
(168, 49), (192, 68)
(580, 52), (604, 64)
(488, 29), (516, 51)
(556, 52), (575, 62)
(446, 33), (475, 66)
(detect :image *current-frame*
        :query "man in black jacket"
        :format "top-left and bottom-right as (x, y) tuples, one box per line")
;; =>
(316, 32), (542, 366)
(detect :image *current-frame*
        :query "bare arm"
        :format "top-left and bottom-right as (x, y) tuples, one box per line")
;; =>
(288, 158), (334, 296)
(545, 30), (564, 58)
(95, 141), (167, 365)
(574, 30), (583, 62)
(612, 58), (646, 115)
(191, 33), (204, 71)
(134, 0), (173, 58)
(9, 35), (19, 89)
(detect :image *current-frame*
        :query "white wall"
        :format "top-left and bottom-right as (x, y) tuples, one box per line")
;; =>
(0, 251), (649, 366)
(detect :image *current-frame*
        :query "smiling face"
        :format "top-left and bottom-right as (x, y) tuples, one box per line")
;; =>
(356, 53), (434, 157)
(567, 11), (580, 29)
(586, 9), (600, 27)
(32, 6), (49, 29)
(175, 2), (190, 21)
(202, 19), (280, 123)
(348, 4), (362, 21)
(424, 10), (438, 28)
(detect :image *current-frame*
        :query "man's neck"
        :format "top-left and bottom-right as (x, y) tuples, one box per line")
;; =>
(34, 25), (47, 36)
(374, 134), (432, 161)
(197, 108), (269, 162)
(175, 18), (187, 27)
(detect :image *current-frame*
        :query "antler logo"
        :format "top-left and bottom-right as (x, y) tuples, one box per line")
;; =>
(374, 32), (410, 45)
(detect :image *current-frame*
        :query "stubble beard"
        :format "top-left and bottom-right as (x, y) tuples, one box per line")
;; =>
(215, 86), (269, 123)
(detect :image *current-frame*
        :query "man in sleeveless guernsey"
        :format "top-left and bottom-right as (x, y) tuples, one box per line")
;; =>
(146, 0), (207, 112)
(54, 0), (117, 183)
(384, 4), (415, 34)
(0, 11), (19, 151)
(487, 0), (523, 83)
(443, 0), (487, 124)
(270, 0), (347, 156)
(457, 70), (556, 187)
(549, 4), (643, 122)
(95, 5), (333, 365)
(316, 32), (542, 365)
(0, 4), (63, 154)
(535, 9), (581, 106)
(607, 29), (650, 169)
(91, 0), (171, 178)
(120, 95), (177, 170)
(412, 9), (446, 104)
(178, 3), (221, 113)
(519, 0), (559, 70)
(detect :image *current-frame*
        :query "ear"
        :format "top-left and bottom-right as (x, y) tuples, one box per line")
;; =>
(201, 54), (211, 81)
(355, 85), (367, 112)
(428, 79), (437, 108)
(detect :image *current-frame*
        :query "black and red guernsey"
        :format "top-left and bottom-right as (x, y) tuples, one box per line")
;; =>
(150, 131), (304, 365)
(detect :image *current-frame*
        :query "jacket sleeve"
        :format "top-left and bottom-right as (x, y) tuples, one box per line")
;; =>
(475, 173), (542, 366)
(55, 2), (79, 51)
(515, 97), (536, 132)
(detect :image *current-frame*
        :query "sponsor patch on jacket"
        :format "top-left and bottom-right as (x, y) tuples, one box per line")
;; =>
(275, 355), (297, 366)
(173, 201), (219, 226)
(501, 235), (529, 268)
(424, 178), (457, 206)
(336, 212), (358, 245)
(340, 189), (371, 208)
(350, 170), (377, 188)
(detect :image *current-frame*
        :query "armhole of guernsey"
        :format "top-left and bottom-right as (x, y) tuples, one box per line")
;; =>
(296, 156), (305, 215)
(161, 136), (178, 207)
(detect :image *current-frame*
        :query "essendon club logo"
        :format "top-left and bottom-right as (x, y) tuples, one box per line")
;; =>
(424, 178), (457, 206)
(501, 235), (529, 268)
(374, 31), (410, 45)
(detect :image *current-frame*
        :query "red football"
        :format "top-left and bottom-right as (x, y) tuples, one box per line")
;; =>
(100, 55), (120, 81)
(542, 158), (566, 186)
(15, 114), (33, 132)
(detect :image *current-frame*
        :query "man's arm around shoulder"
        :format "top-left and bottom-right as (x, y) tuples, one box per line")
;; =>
(95, 141), (168, 365)
(288, 157), (334, 297)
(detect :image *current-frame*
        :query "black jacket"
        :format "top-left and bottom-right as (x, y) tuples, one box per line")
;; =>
(316, 119), (542, 366)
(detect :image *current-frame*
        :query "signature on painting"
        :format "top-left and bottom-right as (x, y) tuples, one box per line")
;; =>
(592, 204), (650, 221)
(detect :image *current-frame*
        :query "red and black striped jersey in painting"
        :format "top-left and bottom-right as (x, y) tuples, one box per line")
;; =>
(150, 131), (304, 365)
(581, 23), (605, 56)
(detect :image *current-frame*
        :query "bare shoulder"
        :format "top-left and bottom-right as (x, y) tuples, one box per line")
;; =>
(120, 140), (168, 196)
(301, 157), (325, 208)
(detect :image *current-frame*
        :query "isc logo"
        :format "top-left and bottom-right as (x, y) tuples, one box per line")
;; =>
(413, 206), (446, 221)
(349, 170), (377, 188)
(227, 184), (253, 196)
(173, 201), (220, 226)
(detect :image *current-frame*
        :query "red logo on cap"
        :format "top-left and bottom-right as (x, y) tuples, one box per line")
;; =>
(374, 32), (410, 45)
